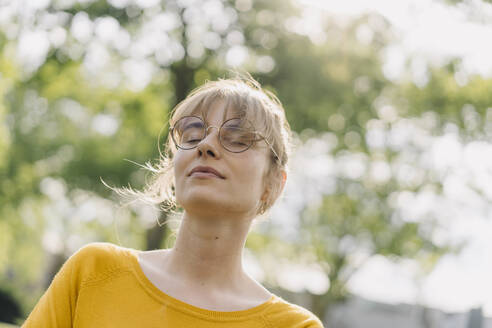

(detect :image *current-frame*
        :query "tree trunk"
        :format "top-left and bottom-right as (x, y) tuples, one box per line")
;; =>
(145, 211), (170, 250)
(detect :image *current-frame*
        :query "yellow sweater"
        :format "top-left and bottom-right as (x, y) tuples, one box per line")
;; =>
(23, 242), (324, 327)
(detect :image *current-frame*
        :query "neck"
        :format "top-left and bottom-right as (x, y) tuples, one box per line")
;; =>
(166, 210), (253, 290)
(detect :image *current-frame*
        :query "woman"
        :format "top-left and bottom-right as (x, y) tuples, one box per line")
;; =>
(23, 77), (324, 327)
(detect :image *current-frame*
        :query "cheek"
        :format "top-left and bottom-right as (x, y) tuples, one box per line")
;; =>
(241, 156), (269, 194)
(172, 151), (188, 195)
(173, 150), (187, 175)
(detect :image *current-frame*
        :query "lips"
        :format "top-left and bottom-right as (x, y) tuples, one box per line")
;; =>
(188, 166), (225, 179)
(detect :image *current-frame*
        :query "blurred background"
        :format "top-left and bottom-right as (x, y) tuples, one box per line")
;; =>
(1, 0), (492, 327)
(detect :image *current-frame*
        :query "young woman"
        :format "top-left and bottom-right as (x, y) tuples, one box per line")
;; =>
(23, 77), (324, 327)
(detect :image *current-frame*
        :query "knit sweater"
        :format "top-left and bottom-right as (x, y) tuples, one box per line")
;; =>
(23, 242), (324, 327)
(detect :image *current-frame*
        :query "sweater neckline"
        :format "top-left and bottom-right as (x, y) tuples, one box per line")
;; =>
(126, 247), (276, 320)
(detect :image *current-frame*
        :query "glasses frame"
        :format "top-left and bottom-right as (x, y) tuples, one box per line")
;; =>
(169, 115), (280, 161)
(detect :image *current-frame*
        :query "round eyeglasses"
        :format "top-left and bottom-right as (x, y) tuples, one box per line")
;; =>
(170, 116), (279, 161)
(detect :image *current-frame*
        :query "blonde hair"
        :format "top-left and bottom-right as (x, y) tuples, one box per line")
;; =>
(107, 75), (291, 217)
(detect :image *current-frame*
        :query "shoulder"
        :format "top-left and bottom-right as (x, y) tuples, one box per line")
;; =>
(66, 242), (134, 283)
(71, 242), (130, 263)
(264, 295), (324, 328)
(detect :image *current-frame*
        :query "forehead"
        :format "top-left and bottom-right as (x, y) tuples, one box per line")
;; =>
(196, 98), (237, 124)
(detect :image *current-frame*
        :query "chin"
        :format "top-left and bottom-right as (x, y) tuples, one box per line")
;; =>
(179, 192), (223, 209)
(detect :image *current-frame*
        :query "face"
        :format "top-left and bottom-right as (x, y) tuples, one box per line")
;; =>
(173, 99), (272, 218)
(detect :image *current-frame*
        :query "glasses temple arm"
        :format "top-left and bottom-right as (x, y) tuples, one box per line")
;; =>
(256, 132), (280, 162)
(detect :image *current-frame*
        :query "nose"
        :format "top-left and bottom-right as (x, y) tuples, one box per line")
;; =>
(196, 126), (221, 159)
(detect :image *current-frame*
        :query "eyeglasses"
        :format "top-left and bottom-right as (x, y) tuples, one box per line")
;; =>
(170, 116), (279, 161)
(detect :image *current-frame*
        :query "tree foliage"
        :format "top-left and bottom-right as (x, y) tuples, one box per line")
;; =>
(0, 0), (490, 324)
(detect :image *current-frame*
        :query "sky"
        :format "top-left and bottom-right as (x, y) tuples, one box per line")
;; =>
(276, 0), (492, 316)
(296, 0), (492, 82)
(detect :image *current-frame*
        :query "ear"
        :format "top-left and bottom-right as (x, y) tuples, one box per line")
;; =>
(280, 170), (287, 192)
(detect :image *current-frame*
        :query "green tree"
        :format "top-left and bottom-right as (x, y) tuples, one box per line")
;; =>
(1, 0), (490, 324)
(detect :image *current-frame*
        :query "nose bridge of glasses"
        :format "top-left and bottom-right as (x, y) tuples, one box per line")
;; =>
(199, 124), (221, 147)
(205, 125), (220, 135)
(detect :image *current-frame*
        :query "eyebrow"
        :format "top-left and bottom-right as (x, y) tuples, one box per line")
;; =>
(183, 121), (203, 129)
(222, 120), (243, 128)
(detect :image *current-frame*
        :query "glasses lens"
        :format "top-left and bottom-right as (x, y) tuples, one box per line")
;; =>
(220, 118), (256, 152)
(173, 116), (205, 149)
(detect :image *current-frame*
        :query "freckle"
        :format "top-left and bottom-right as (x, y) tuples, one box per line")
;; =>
(215, 236), (219, 240)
